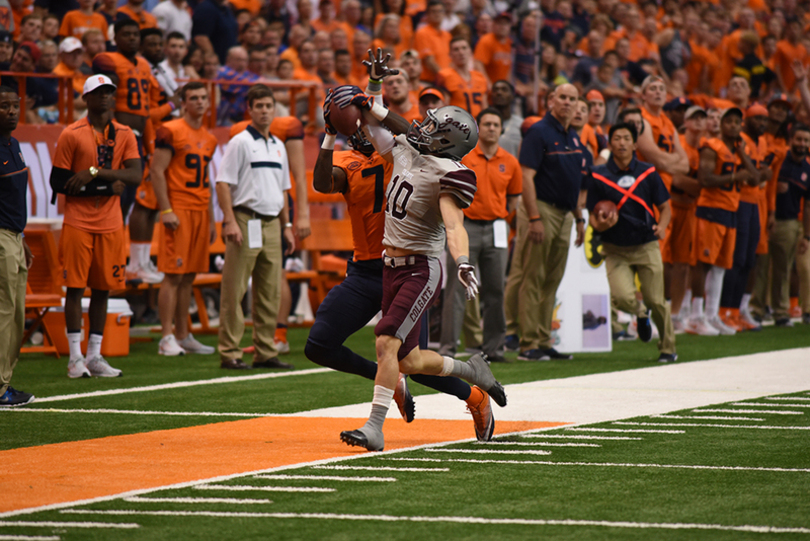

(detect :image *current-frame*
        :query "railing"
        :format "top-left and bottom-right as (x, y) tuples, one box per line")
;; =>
(0, 71), (321, 128)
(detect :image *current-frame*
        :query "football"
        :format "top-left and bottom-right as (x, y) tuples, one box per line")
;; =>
(594, 199), (618, 219)
(330, 103), (364, 136)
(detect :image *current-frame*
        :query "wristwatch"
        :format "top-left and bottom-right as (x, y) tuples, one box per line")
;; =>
(576, 218), (586, 224)
(284, 222), (293, 228)
(89, 166), (99, 178)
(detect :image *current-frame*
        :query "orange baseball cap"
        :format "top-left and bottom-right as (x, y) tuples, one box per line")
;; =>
(745, 103), (769, 117)
(586, 89), (604, 102)
(419, 87), (444, 101)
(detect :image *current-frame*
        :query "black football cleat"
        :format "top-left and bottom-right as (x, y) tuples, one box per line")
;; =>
(340, 429), (384, 451)
(394, 373), (415, 423)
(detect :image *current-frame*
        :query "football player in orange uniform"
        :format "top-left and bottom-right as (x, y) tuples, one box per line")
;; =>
(690, 108), (761, 336)
(435, 38), (488, 119)
(151, 82), (218, 357)
(93, 19), (179, 286)
(668, 106), (706, 332)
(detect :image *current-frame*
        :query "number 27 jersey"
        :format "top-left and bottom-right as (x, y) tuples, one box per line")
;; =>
(383, 135), (477, 258)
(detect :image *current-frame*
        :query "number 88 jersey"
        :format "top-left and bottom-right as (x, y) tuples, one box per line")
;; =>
(155, 118), (218, 210)
(383, 134), (477, 259)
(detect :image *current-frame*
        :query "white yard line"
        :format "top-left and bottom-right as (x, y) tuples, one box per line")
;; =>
(0, 536), (60, 540)
(613, 422), (810, 430)
(0, 408), (271, 417)
(732, 403), (810, 408)
(55, 510), (810, 534)
(693, 409), (803, 415)
(477, 441), (600, 447)
(654, 415), (766, 421)
(765, 397), (810, 401)
(253, 475), (396, 482)
(425, 449), (552, 455)
(124, 497), (272, 505)
(381, 457), (810, 473)
(567, 428), (686, 434)
(33, 369), (332, 404)
(194, 485), (334, 493)
(0, 522), (138, 529)
(521, 434), (642, 440)
(313, 465), (449, 472)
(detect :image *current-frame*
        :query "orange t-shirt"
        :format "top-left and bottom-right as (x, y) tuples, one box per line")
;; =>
(229, 0), (262, 16)
(435, 68), (488, 118)
(772, 39), (809, 94)
(53, 118), (140, 233)
(312, 18), (343, 34)
(415, 24), (451, 82)
(697, 137), (742, 212)
(604, 29), (658, 62)
(92, 53), (157, 118)
(333, 150), (393, 261)
(580, 123), (598, 158)
(279, 47), (301, 70)
(229, 116), (305, 142)
(59, 10), (108, 40)
(640, 107), (677, 192)
(52, 61), (88, 96)
(154, 118), (218, 211)
(371, 39), (409, 63)
(374, 13), (414, 50)
(474, 33), (513, 84)
(461, 144), (522, 221)
(395, 102), (422, 124)
(116, 5), (158, 29)
(739, 132), (764, 204)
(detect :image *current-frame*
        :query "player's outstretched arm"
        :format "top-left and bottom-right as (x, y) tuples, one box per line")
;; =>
(440, 194), (478, 300)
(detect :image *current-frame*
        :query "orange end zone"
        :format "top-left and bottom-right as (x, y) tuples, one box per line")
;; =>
(1, 416), (565, 514)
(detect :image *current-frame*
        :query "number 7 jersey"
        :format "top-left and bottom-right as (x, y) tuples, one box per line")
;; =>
(155, 118), (218, 210)
(383, 134), (477, 258)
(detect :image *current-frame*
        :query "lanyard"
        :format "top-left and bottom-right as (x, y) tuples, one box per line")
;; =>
(592, 165), (657, 218)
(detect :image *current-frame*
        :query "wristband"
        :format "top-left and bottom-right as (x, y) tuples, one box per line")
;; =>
(529, 215), (542, 222)
(369, 100), (389, 122)
(456, 255), (470, 266)
(321, 134), (336, 149)
(368, 78), (382, 93)
(161, 208), (173, 215)
(284, 222), (293, 228)
(169, 101), (176, 111)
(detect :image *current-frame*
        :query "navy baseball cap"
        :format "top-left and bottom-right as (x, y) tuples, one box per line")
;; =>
(663, 96), (692, 111)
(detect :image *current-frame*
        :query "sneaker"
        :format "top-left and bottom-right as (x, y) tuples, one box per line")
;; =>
(466, 353), (507, 407)
(274, 339), (290, 354)
(719, 309), (743, 332)
(685, 317), (720, 336)
(637, 311), (652, 342)
(737, 309), (762, 331)
(340, 427), (384, 451)
(86, 356), (122, 377)
(179, 334), (214, 355)
(504, 334), (519, 351)
(517, 348), (550, 361)
(671, 316), (686, 334)
(486, 353), (511, 363)
(775, 318), (794, 328)
(540, 347), (573, 360)
(466, 386), (494, 442)
(144, 259), (164, 281)
(159, 335), (186, 356)
(612, 330), (636, 341)
(393, 373), (415, 423)
(128, 263), (163, 284)
(790, 304), (802, 319)
(658, 353), (678, 363)
(707, 315), (737, 335)
(0, 386), (35, 407)
(803, 313), (810, 325)
(67, 357), (91, 378)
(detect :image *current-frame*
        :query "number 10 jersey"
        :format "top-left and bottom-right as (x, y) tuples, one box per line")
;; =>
(383, 135), (477, 258)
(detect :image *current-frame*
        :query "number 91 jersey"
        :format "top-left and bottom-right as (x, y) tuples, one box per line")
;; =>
(155, 118), (218, 210)
(383, 134), (477, 258)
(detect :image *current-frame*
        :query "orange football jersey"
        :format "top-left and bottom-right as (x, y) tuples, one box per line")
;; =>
(739, 132), (765, 204)
(697, 137), (743, 212)
(640, 107), (677, 192)
(436, 68), (488, 118)
(154, 118), (218, 211)
(92, 53), (156, 118)
(333, 150), (393, 261)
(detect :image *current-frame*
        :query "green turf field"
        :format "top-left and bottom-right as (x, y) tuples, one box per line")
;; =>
(2, 324), (809, 540)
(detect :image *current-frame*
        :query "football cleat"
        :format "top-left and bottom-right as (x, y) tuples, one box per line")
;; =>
(466, 353), (507, 407)
(340, 428), (384, 451)
(707, 316), (736, 335)
(686, 317), (720, 336)
(466, 386), (494, 442)
(393, 373), (415, 423)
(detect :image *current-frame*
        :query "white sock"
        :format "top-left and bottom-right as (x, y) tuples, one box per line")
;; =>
(86, 333), (103, 360)
(680, 289), (692, 319)
(139, 243), (152, 267)
(439, 355), (455, 377)
(691, 297), (704, 320)
(67, 332), (82, 360)
(740, 293), (751, 314)
(129, 242), (142, 268)
(705, 266), (725, 319)
(371, 385), (395, 407)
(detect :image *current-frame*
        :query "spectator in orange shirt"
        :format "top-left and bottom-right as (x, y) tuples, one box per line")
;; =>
(279, 25), (309, 70)
(382, 70), (420, 123)
(52, 37), (88, 111)
(414, 1), (451, 83)
(436, 37), (488, 118)
(439, 107), (521, 363)
(59, 0), (108, 41)
(400, 49), (425, 100)
(604, 6), (659, 63)
(417, 86), (445, 118)
(333, 49), (355, 85)
(473, 12), (513, 85)
(317, 48), (337, 86)
(80, 29), (105, 73)
(372, 14), (408, 61)
(772, 17), (809, 94)
(312, 0), (342, 34)
(375, 0), (413, 49)
(116, 0), (157, 30)
(350, 30), (372, 83)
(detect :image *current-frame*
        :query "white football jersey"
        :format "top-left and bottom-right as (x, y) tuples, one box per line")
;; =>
(383, 135), (477, 258)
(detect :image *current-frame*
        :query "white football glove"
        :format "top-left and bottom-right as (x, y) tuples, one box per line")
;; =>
(456, 257), (479, 300)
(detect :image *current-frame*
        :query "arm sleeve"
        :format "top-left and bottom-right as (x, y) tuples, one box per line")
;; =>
(439, 167), (477, 209)
(585, 180), (601, 211)
(365, 123), (395, 156)
(52, 131), (76, 170)
(154, 126), (175, 154)
(92, 53), (117, 76)
(216, 137), (244, 185)
(518, 127), (545, 170)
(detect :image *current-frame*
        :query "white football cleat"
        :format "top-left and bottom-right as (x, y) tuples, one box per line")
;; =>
(67, 357), (91, 378)
(274, 339), (290, 355)
(159, 334), (186, 356)
(179, 334), (215, 355)
(707, 315), (737, 335)
(686, 317), (720, 336)
(87, 356), (122, 377)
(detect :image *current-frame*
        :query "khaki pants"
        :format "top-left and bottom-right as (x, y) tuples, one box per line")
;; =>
(796, 224), (810, 315)
(218, 212), (283, 362)
(769, 219), (800, 320)
(504, 206), (526, 337)
(515, 199), (573, 350)
(603, 240), (675, 355)
(749, 253), (770, 319)
(0, 230), (27, 395)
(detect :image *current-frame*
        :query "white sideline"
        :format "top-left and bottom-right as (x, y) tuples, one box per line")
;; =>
(56, 509), (810, 534)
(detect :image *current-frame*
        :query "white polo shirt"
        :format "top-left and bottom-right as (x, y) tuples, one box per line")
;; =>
(216, 125), (291, 217)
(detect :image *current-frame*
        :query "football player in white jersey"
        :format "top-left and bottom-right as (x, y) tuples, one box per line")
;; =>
(331, 76), (508, 452)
